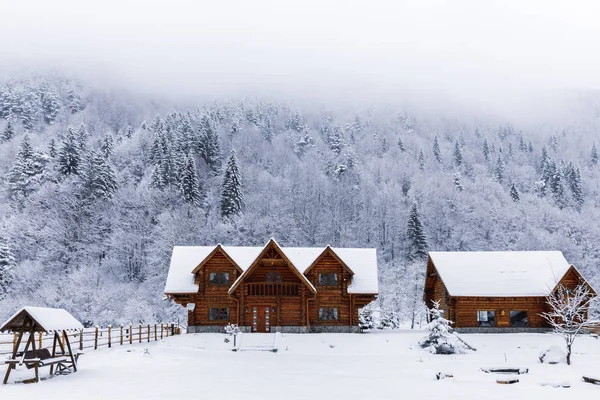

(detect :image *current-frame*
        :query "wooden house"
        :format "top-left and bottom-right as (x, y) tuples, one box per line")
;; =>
(165, 239), (378, 333)
(424, 251), (596, 331)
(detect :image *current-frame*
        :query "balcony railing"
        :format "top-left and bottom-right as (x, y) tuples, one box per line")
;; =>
(246, 282), (299, 296)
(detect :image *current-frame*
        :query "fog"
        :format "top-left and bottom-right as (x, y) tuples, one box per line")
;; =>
(2, 0), (600, 118)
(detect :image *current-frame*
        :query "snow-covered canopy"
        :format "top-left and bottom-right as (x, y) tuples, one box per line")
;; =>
(165, 242), (378, 294)
(429, 251), (574, 297)
(1, 306), (84, 332)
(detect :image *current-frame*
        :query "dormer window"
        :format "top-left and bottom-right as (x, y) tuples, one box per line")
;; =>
(209, 272), (230, 285)
(318, 273), (338, 286)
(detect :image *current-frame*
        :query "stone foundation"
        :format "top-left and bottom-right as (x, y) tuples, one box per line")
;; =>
(187, 325), (362, 333)
(455, 327), (552, 334)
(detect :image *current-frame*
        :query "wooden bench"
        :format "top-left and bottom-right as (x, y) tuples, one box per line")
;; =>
(4, 348), (80, 383)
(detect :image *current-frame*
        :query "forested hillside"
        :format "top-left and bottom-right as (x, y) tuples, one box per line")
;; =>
(0, 74), (599, 327)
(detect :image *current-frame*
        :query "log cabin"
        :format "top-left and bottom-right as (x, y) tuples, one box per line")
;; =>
(424, 251), (597, 332)
(165, 238), (378, 333)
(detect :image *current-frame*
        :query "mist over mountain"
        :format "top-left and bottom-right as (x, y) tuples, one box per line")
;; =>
(0, 72), (599, 326)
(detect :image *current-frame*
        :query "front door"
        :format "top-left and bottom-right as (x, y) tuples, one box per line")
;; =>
(251, 306), (272, 332)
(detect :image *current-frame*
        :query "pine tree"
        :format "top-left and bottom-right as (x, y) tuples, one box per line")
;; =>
(80, 150), (117, 201)
(327, 127), (344, 155)
(433, 136), (442, 163)
(221, 150), (244, 219)
(519, 135), (528, 152)
(419, 301), (470, 354)
(592, 143), (598, 165)
(494, 154), (504, 183)
(381, 137), (389, 154)
(540, 145), (550, 173)
(41, 90), (61, 124)
(101, 133), (114, 159)
(0, 120), (15, 142)
(0, 236), (16, 299)
(510, 183), (520, 203)
(397, 137), (405, 152)
(125, 125), (133, 138)
(6, 134), (49, 199)
(418, 150), (425, 170)
(48, 138), (57, 157)
(453, 141), (463, 166)
(565, 163), (584, 212)
(58, 127), (81, 176)
(180, 154), (203, 207)
(453, 173), (463, 192)
(407, 203), (428, 262)
(198, 115), (222, 174)
(548, 162), (566, 209)
(482, 138), (490, 162)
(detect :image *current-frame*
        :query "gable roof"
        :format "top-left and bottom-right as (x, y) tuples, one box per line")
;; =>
(428, 251), (576, 297)
(1, 306), (83, 333)
(164, 240), (379, 295)
(228, 239), (317, 294)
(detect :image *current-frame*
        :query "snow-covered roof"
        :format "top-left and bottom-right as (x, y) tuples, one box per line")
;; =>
(165, 242), (378, 295)
(1, 306), (84, 332)
(429, 251), (573, 297)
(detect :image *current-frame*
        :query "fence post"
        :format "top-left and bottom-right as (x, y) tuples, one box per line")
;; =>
(38, 332), (42, 349)
(166, 323), (169, 337)
(79, 328), (83, 351)
(154, 324), (157, 341)
(147, 324), (150, 343)
(129, 324), (133, 345)
(138, 324), (142, 343)
(62, 331), (66, 350)
(108, 326), (112, 348)
(120, 325), (123, 346)
(160, 323), (163, 339)
(94, 326), (99, 350)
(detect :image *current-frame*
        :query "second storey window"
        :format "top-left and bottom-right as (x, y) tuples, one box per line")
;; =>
(209, 272), (230, 285)
(318, 273), (338, 286)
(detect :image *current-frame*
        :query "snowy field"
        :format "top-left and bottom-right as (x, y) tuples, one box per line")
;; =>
(1, 331), (599, 399)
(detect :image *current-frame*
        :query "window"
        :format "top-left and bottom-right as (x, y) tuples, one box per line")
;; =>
(266, 272), (282, 282)
(510, 310), (528, 327)
(209, 308), (229, 320)
(209, 272), (230, 285)
(477, 310), (495, 327)
(319, 307), (339, 320)
(318, 273), (338, 286)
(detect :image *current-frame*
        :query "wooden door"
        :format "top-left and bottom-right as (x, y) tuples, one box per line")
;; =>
(251, 306), (272, 333)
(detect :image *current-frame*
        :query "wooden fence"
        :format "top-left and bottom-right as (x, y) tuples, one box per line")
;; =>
(0, 323), (181, 357)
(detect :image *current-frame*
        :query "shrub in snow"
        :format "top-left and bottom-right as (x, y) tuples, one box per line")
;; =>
(539, 345), (567, 364)
(419, 301), (473, 355)
(359, 306), (375, 330)
(224, 323), (241, 335)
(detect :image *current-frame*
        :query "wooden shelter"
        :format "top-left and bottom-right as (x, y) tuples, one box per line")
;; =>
(424, 251), (597, 330)
(1, 306), (83, 384)
(165, 239), (378, 333)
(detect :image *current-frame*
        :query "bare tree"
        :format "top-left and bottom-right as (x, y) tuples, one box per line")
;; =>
(541, 284), (597, 365)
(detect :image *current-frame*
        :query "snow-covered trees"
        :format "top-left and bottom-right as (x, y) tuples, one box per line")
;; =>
(510, 183), (520, 203)
(180, 154), (203, 207)
(406, 204), (428, 262)
(221, 149), (244, 219)
(6, 134), (49, 200)
(197, 115), (222, 175)
(80, 151), (118, 201)
(1, 120), (15, 143)
(0, 236), (16, 299)
(58, 127), (82, 176)
(433, 136), (442, 163)
(419, 301), (472, 354)
(453, 141), (463, 166)
(541, 284), (597, 365)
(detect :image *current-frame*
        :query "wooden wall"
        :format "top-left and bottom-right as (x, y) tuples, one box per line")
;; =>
(453, 297), (549, 328)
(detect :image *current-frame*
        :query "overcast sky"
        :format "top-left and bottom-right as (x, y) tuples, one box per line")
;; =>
(2, 0), (600, 117)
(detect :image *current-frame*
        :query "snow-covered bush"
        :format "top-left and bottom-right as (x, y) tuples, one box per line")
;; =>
(419, 301), (473, 355)
(359, 306), (375, 330)
(539, 345), (567, 364)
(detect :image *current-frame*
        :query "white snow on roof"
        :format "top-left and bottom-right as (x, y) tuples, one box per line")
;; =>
(164, 246), (214, 293)
(165, 243), (379, 294)
(429, 251), (572, 297)
(333, 248), (379, 294)
(221, 246), (264, 270)
(1, 306), (83, 332)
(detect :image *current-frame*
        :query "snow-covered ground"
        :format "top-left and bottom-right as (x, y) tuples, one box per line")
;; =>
(1, 331), (599, 399)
